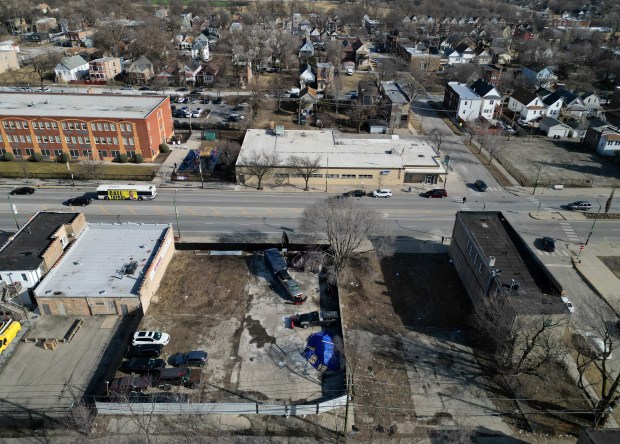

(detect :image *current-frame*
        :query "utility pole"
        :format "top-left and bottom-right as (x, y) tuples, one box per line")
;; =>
(532, 159), (544, 195)
(585, 200), (603, 245)
(173, 189), (181, 239)
(7, 194), (20, 230)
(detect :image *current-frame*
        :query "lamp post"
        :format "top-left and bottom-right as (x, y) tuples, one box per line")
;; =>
(532, 159), (544, 195)
(7, 194), (20, 230)
(585, 199), (603, 245)
(173, 189), (181, 239)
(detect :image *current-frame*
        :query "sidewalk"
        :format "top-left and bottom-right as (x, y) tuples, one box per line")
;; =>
(571, 241), (620, 313)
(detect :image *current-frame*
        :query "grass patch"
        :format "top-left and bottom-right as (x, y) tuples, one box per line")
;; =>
(0, 160), (159, 177)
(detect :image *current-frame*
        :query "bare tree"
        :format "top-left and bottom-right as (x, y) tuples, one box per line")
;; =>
(572, 299), (620, 427)
(30, 53), (61, 89)
(247, 79), (265, 122)
(471, 296), (570, 376)
(299, 198), (383, 274)
(395, 71), (426, 103)
(238, 150), (281, 190)
(92, 22), (130, 58)
(347, 103), (377, 133)
(77, 159), (105, 183)
(427, 128), (448, 153)
(288, 155), (322, 191)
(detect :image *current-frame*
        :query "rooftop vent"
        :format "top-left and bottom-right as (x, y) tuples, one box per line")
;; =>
(99, 290), (106, 295)
(122, 261), (138, 275)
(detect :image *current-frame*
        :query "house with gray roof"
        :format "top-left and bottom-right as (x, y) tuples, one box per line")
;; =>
(381, 81), (411, 128)
(470, 79), (501, 120)
(444, 81), (483, 121)
(126, 56), (154, 84)
(54, 55), (88, 82)
(508, 87), (546, 122)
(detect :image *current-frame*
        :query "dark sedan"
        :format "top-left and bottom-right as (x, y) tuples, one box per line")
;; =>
(347, 189), (366, 197)
(542, 237), (556, 253)
(423, 189), (448, 198)
(474, 180), (488, 192)
(126, 344), (163, 359)
(65, 196), (92, 207)
(10, 187), (35, 195)
(170, 351), (208, 368)
(124, 358), (166, 374)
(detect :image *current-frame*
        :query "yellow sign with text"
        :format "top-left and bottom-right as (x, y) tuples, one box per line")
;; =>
(107, 189), (138, 200)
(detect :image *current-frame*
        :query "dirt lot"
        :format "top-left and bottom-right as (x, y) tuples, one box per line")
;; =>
(495, 137), (620, 187)
(340, 252), (597, 440)
(135, 251), (339, 403)
(599, 256), (620, 280)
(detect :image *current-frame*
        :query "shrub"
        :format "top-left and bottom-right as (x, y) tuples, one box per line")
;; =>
(118, 153), (128, 163)
(159, 143), (170, 153)
(134, 153), (143, 164)
(57, 152), (70, 163)
(3, 152), (14, 161)
(31, 152), (42, 162)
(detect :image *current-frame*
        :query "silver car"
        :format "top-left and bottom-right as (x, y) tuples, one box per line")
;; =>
(568, 201), (592, 211)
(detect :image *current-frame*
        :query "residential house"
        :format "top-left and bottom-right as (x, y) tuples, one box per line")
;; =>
(154, 66), (179, 86)
(299, 37), (315, 59)
(469, 79), (502, 120)
(299, 86), (318, 115)
(181, 59), (202, 85)
(196, 63), (219, 87)
(454, 42), (476, 63)
(309, 27), (321, 42)
(539, 117), (571, 138)
(126, 56), (154, 84)
(88, 57), (122, 82)
(299, 63), (315, 88)
(67, 30), (91, 47)
(54, 54), (88, 82)
(0, 212), (85, 305)
(444, 82), (482, 122)
(513, 26), (535, 41)
(522, 66), (558, 89)
(191, 38), (209, 61)
(0, 40), (20, 74)
(34, 17), (57, 33)
(444, 47), (464, 65)
(508, 88), (546, 122)
(540, 91), (563, 118)
(358, 80), (381, 105)
(554, 88), (588, 119)
(583, 125), (620, 157)
(482, 64), (503, 87)
(363, 15), (381, 35)
(351, 38), (370, 69)
(474, 47), (492, 65)
(315, 62), (334, 91)
(399, 41), (441, 72)
(580, 92), (604, 117)
(381, 81), (410, 128)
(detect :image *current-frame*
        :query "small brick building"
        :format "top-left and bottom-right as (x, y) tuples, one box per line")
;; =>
(34, 223), (174, 316)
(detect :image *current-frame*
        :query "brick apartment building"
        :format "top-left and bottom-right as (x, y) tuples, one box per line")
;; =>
(0, 92), (174, 161)
(89, 57), (122, 82)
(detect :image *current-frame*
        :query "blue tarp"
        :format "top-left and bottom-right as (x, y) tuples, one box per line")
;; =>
(303, 331), (340, 372)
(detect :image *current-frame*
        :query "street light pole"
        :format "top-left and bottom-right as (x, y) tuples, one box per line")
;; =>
(7, 194), (20, 230)
(532, 159), (544, 195)
(173, 189), (181, 239)
(585, 201), (602, 245)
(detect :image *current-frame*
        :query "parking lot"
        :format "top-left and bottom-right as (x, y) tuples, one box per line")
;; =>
(133, 252), (342, 403)
(170, 94), (248, 127)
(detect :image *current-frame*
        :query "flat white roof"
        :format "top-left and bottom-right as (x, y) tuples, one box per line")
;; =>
(448, 82), (481, 101)
(0, 92), (167, 119)
(34, 223), (171, 299)
(238, 129), (446, 171)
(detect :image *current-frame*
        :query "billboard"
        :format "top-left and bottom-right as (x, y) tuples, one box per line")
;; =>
(107, 189), (138, 200)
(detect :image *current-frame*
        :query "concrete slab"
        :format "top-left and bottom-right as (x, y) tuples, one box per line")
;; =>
(572, 242), (620, 309)
(0, 316), (122, 420)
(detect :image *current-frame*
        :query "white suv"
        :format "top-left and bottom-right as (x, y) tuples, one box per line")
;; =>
(372, 189), (392, 198)
(132, 331), (170, 346)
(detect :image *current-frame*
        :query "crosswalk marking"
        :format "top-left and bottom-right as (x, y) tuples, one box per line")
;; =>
(559, 222), (580, 242)
(536, 249), (571, 257)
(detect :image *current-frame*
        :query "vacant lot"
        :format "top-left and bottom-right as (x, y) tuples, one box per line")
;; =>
(0, 160), (161, 177)
(135, 252), (337, 403)
(600, 256), (620, 280)
(496, 137), (620, 187)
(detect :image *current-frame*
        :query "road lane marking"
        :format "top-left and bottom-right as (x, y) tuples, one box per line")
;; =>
(98, 205), (110, 214)
(126, 206), (136, 215)
(155, 206), (166, 215)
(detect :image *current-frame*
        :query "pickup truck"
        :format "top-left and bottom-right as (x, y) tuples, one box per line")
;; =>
(264, 248), (306, 303)
(292, 311), (339, 329)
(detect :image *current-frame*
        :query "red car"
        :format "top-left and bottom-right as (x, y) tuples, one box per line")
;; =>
(424, 189), (447, 198)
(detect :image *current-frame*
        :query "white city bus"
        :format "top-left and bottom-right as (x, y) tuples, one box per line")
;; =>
(96, 184), (157, 200)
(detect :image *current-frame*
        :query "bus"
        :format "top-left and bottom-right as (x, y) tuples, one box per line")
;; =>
(96, 184), (157, 200)
(0, 319), (21, 354)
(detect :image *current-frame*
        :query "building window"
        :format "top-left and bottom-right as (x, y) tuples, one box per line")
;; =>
(54, 149), (63, 156)
(113, 137), (118, 145)
(110, 123), (116, 131)
(32, 122), (38, 129)
(55, 136), (61, 143)
(91, 123), (96, 130)
(310, 174), (323, 178)
(111, 150), (120, 158)
(108, 301), (115, 309)
(25, 148), (34, 156)
(68, 122), (74, 130)
(2, 122), (8, 129)
(70, 149), (79, 157)
(341, 174), (356, 179)
(78, 137), (83, 144)
(358, 174), (373, 179)
(13, 148), (22, 156)
(82, 150), (90, 157)
(42, 136), (48, 143)
(6, 135), (12, 142)
(106, 137), (112, 144)
(15, 121), (21, 129)
(128, 138), (134, 145)
(45, 122), (51, 129)
(41, 149), (50, 156)
(104, 123), (109, 131)
(62, 122), (67, 130)
(97, 123), (103, 131)
(52, 122), (57, 129)
(21, 273), (27, 281)
(36, 136), (42, 143)
(326, 174), (339, 178)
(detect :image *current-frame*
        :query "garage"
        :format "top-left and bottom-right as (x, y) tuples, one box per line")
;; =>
(539, 117), (570, 139)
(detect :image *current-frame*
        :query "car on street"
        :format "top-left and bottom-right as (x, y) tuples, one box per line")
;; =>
(37, 87), (52, 92)
(541, 236), (556, 252)
(123, 358), (166, 374)
(132, 331), (170, 346)
(126, 344), (164, 359)
(138, 86), (150, 91)
(347, 189), (366, 197)
(372, 189), (392, 198)
(170, 350), (208, 367)
(177, 87), (188, 92)
(474, 180), (488, 192)
(561, 296), (575, 313)
(423, 189), (448, 198)
(10, 187), (35, 195)
(568, 201), (592, 211)
(65, 196), (92, 207)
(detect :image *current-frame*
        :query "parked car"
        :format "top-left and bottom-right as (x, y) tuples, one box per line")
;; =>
(123, 358), (166, 374)
(177, 87), (188, 92)
(120, 86), (133, 90)
(560, 296), (575, 313)
(372, 189), (392, 198)
(291, 311), (339, 329)
(191, 108), (203, 118)
(108, 375), (152, 398)
(126, 344), (164, 359)
(65, 196), (92, 207)
(474, 180), (488, 192)
(542, 236), (556, 252)
(37, 87), (51, 92)
(155, 367), (202, 389)
(138, 86), (150, 91)
(586, 332), (612, 359)
(10, 187), (35, 195)
(423, 189), (448, 198)
(202, 98), (210, 104)
(568, 201), (592, 211)
(212, 97), (222, 104)
(132, 331), (170, 346)
(170, 351), (208, 368)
